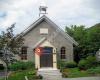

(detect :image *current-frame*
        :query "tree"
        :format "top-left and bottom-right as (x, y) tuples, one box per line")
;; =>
(65, 23), (100, 62)
(0, 24), (24, 80)
(86, 23), (100, 54)
(65, 25), (87, 61)
(0, 24), (24, 54)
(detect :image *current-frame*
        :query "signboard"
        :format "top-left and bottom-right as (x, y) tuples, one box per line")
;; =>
(40, 28), (48, 34)
(43, 47), (53, 54)
(35, 47), (53, 56)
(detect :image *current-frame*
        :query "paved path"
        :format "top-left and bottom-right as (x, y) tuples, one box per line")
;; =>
(63, 77), (100, 80)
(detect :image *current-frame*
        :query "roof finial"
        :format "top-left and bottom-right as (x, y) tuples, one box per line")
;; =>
(39, 0), (48, 17)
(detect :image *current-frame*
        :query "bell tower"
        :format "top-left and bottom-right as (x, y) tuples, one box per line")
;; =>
(39, 0), (48, 17)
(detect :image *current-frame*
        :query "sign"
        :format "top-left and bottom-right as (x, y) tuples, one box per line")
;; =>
(40, 28), (48, 34)
(35, 47), (53, 56)
(35, 47), (43, 56)
(43, 47), (52, 54)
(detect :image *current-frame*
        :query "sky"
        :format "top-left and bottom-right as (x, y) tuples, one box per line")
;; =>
(0, 0), (100, 34)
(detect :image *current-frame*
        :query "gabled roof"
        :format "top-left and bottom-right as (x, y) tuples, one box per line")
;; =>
(20, 15), (78, 46)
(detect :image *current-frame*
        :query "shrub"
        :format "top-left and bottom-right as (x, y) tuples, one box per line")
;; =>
(62, 72), (68, 78)
(62, 69), (69, 77)
(7, 69), (40, 80)
(87, 66), (100, 74)
(23, 62), (35, 69)
(78, 56), (97, 70)
(78, 59), (87, 70)
(86, 56), (97, 67)
(57, 60), (66, 69)
(9, 61), (35, 71)
(96, 61), (100, 66)
(65, 62), (77, 68)
(28, 71), (36, 75)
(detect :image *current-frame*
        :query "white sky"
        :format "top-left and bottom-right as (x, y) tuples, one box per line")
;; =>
(0, 0), (100, 34)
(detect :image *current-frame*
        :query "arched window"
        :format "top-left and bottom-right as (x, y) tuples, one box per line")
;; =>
(21, 46), (27, 60)
(60, 47), (66, 59)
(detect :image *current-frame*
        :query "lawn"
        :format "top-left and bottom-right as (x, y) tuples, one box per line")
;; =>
(0, 78), (4, 80)
(62, 68), (89, 78)
(62, 67), (100, 78)
(0, 69), (42, 80)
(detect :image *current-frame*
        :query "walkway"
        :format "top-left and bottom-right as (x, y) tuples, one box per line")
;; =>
(63, 77), (100, 80)
(38, 68), (100, 80)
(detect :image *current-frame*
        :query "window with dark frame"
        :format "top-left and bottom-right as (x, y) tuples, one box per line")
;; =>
(60, 47), (66, 59)
(21, 47), (27, 60)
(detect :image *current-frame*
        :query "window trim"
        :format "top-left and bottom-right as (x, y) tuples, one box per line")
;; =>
(60, 47), (66, 59)
(20, 46), (27, 60)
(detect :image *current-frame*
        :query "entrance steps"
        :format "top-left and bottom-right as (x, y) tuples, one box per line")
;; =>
(37, 68), (62, 80)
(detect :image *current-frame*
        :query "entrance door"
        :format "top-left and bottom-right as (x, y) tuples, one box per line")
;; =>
(40, 47), (53, 67)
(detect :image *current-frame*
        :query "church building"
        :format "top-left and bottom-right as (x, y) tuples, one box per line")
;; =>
(19, 15), (78, 69)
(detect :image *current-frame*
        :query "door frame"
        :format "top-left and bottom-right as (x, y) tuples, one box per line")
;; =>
(40, 53), (53, 68)
(34, 41), (57, 69)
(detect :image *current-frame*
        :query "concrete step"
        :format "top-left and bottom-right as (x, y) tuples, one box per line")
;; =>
(37, 68), (62, 80)
(43, 75), (62, 80)
(38, 71), (62, 75)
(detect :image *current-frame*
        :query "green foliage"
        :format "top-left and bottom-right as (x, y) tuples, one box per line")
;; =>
(58, 60), (77, 70)
(65, 23), (100, 61)
(0, 78), (4, 80)
(78, 59), (88, 70)
(9, 61), (35, 71)
(0, 24), (24, 54)
(7, 69), (42, 80)
(28, 71), (36, 75)
(57, 60), (66, 69)
(62, 72), (68, 77)
(87, 67), (100, 74)
(62, 67), (100, 78)
(86, 56), (97, 66)
(65, 62), (77, 68)
(66, 25), (88, 60)
(78, 56), (97, 70)
(62, 68), (89, 78)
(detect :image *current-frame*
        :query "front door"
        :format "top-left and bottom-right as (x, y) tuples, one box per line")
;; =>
(40, 47), (53, 67)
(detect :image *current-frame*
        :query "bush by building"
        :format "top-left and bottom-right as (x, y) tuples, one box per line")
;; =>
(65, 62), (77, 68)
(8, 61), (35, 71)
(87, 66), (100, 75)
(78, 56), (97, 70)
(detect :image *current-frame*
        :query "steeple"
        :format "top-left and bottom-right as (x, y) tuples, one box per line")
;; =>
(39, 0), (47, 17)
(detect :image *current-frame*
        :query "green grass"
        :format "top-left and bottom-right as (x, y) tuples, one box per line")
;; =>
(67, 68), (89, 78)
(0, 78), (4, 80)
(0, 68), (42, 80)
(62, 68), (89, 78)
(62, 67), (100, 78)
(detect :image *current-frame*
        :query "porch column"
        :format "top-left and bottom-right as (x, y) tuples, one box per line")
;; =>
(35, 53), (40, 69)
(53, 48), (57, 68)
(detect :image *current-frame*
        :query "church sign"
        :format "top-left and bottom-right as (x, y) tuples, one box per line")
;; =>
(43, 47), (53, 54)
(35, 47), (52, 56)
